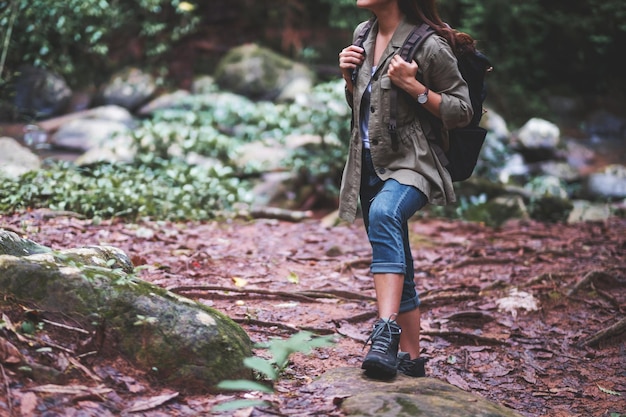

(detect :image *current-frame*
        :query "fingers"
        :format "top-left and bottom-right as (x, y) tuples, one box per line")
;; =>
(388, 54), (418, 78)
(339, 45), (365, 70)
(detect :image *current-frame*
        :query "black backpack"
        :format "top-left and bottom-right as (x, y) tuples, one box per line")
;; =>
(352, 20), (492, 182)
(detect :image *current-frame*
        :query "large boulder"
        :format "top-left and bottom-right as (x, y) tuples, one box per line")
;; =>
(309, 367), (525, 417)
(214, 43), (314, 101)
(586, 164), (626, 199)
(513, 118), (561, 162)
(50, 105), (136, 153)
(11, 65), (72, 120)
(100, 67), (157, 111)
(0, 137), (42, 179)
(0, 230), (252, 393)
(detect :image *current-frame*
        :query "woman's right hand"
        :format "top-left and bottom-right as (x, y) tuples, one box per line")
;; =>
(339, 45), (365, 88)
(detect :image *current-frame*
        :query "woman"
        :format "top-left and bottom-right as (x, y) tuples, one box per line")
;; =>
(338, 0), (474, 379)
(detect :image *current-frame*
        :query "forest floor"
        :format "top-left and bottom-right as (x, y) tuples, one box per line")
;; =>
(0, 209), (625, 417)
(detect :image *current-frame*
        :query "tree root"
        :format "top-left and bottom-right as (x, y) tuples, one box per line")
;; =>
(420, 291), (478, 307)
(578, 317), (626, 348)
(422, 330), (509, 346)
(237, 207), (314, 222)
(567, 269), (618, 297)
(171, 285), (375, 302)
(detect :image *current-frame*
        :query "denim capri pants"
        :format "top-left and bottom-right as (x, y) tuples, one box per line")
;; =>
(359, 148), (428, 313)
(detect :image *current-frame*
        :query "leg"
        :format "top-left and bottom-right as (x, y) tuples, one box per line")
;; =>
(373, 273), (403, 319)
(360, 179), (427, 378)
(396, 307), (421, 359)
(373, 273), (421, 358)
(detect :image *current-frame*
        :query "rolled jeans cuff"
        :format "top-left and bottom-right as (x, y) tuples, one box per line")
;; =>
(400, 295), (421, 313)
(370, 262), (406, 275)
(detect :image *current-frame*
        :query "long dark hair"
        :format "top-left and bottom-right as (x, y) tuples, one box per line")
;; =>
(398, 0), (477, 55)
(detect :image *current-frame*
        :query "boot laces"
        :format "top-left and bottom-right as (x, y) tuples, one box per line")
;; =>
(364, 320), (401, 354)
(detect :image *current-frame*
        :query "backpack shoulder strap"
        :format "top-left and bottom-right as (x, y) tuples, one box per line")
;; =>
(399, 23), (435, 63)
(353, 18), (375, 48)
(389, 22), (435, 151)
(350, 18), (375, 84)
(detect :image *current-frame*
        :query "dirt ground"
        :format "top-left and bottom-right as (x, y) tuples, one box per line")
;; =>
(0, 209), (625, 417)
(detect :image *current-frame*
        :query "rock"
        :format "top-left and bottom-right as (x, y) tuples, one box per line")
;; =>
(568, 201), (614, 223)
(308, 367), (524, 417)
(11, 65), (72, 120)
(586, 164), (626, 199)
(482, 109), (510, 141)
(214, 43), (314, 101)
(523, 176), (573, 222)
(51, 118), (132, 152)
(0, 230), (252, 393)
(563, 140), (596, 172)
(537, 160), (581, 182)
(276, 76), (313, 102)
(191, 75), (218, 94)
(47, 105), (138, 161)
(498, 154), (530, 183)
(137, 90), (191, 116)
(83, 105), (136, 124)
(74, 134), (136, 165)
(100, 67), (157, 111)
(585, 109), (626, 140)
(0, 137), (42, 179)
(513, 118), (561, 162)
(49, 105), (135, 152)
(524, 175), (569, 199)
(0, 230), (50, 256)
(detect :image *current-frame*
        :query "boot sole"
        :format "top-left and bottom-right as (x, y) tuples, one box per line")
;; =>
(361, 358), (397, 379)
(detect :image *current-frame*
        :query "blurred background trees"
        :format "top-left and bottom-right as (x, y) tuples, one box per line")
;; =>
(1, 0), (625, 126)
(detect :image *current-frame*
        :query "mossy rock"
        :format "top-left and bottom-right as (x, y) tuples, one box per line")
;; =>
(310, 367), (524, 417)
(214, 43), (314, 101)
(0, 229), (252, 393)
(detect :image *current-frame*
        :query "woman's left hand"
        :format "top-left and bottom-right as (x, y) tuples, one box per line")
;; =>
(388, 54), (419, 92)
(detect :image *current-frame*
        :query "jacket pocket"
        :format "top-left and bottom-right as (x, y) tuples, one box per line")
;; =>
(380, 75), (392, 125)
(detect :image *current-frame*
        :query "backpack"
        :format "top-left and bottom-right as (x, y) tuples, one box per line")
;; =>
(352, 20), (492, 182)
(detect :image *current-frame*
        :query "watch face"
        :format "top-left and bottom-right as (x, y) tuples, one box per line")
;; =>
(417, 94), (428, 104)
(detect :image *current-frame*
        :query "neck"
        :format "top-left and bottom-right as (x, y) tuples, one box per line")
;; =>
(374, 7), (403, 36)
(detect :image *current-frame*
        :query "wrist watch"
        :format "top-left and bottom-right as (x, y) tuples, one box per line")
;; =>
(417, 87), (429, 104)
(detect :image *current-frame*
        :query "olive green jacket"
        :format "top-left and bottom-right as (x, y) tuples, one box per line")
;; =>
(338, 17), (473, 223)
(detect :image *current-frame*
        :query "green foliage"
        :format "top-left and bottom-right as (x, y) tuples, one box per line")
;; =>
(0, 0), (200, 87)
(0, 159), (250, 221)
(135, 80), (351, 198)
(0, 80), (350, 221)
(319, 0), (370, 30)
(214, 331), (335, 413)
(438, 0), (626, 126)
(3, 1), (625, 125)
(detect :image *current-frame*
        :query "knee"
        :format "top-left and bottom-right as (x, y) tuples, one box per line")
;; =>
(368, 201), (400, 226)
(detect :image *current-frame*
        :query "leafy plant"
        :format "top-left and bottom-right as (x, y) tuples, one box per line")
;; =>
(213, 331), (335, 412)
(0, 159), (251, 221)
(0, 0), (201, 88)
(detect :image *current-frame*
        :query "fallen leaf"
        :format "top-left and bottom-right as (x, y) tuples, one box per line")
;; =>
(0, 336), (22, 364)
(287, 271), (299, 284)
(27, 384), (112, 396)
(446, 372), (470, 391)
(19, 392), (38, 416)
(232, 277), (248, 287)
(122, 391), (179, 413)
(597, 384), (622, 396)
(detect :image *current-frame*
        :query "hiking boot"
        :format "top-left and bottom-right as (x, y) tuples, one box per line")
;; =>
(361, 318), (402, 379)
(397, 351), (428, 377)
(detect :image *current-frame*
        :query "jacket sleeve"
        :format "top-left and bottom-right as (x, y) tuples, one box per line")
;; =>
(419, 36), (473, 130)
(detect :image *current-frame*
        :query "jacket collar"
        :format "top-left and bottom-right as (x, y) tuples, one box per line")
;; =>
(363, 16), (415, 78)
